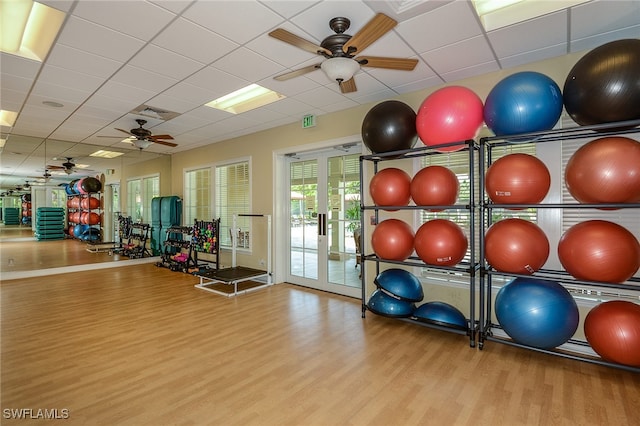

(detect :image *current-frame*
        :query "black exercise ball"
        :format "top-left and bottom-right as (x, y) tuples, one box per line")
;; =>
(362, 100), (417, 155)
(80, 177), (102, 193)
(563, 39), (640, 127)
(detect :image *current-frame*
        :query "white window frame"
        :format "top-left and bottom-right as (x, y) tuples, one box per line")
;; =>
(215, 157), (251, 251)
(126, 173), (159, 223)
(183, 166), (213, 225)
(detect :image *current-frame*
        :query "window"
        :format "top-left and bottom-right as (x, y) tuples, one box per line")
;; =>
(184, 168), (211, 225)
(127, 175), (159, 223)
(215, 160), (250, 249)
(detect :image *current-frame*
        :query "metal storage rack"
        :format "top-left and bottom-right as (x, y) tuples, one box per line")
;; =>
(478, 119), (640, 372)
(359, 140), (479, 347)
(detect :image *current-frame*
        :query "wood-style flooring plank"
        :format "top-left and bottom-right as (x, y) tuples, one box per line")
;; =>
(1, 264), (639, 425)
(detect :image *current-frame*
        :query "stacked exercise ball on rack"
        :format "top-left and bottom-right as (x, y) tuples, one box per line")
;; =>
(361, 38), (640, 367)
(65, 176), (103, 241)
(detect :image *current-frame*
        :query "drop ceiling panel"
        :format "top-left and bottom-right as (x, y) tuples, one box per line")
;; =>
(257, 73), (323, 98)
(422, 36), (496, 76)
(366, 60), (438, 89)
(72, 0), (176, 41)
(440, 60), (500, 83)
(45, 44), (124, 79)
(0, 87), (28, 111)
(0, 53), (41, 79)
(570, 25), (640, 53)
(93, 81), (158, 111)
(55, 16), (146, 62)
(182, 66), (250, 99)
(110, 65), (178, 94)
(37, 64), (105, 94)
(293, 86), (353, 108)
(211, 47), (284, 82)
(488, 11), (568, 59)
(246, 23), (320, 69)
(570, 0), (640, 40)
(30, 80), (91, 104)
(499, 44), (569, 70)
(397, 1), (483, 54)
(128, 44), (205, 80)
(152, 18), (239, 64)
(262, 0), (321, 19)
(182, 0), (284, 44)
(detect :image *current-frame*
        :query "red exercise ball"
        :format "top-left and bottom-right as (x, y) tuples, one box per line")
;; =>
(565, 136), (640, 204)
(416, 86), (484, 152)
(584, 301), (640, 367)
(485, 218), (549, 274)
(558, 220), (640, 283)
(410, 166), (459, 211)
(485, 153), (550, 207)
(369, 168), (412, 210)
(371, 219), (415, 261)
(82, 212), (100, 225)
(81, 196), (101, 210)
(415, 219), (467, 266)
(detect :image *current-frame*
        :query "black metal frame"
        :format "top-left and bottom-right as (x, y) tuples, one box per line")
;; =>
(359, 139), (479, 347)
(478, 119), (640, 373)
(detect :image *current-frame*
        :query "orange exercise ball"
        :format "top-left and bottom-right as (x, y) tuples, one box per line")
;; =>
(584, 300), (640, 367)
(558, 220), (640, 283)
(565, 136), (640, 204)
(371, 219), (415, 261)
(81, 196), (101, 210)
(485, 218), (549, 274)
(414, 219), (467, 266)
(485, 153), (550, 207)
(369, 168), (412, 210)
(410, 166), (459, 211)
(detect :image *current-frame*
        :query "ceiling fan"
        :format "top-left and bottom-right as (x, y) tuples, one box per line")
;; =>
(48, 157), (77, 175)
(269, 13), (418, 93)
(101, 119), (178, 149)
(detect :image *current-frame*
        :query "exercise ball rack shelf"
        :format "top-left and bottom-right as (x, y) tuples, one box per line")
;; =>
(359, 140), (479, 348)
(479, 119), (640, 373)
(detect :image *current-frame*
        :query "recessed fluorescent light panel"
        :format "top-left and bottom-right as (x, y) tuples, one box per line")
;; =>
(90, 150), (124, 159)
(0, 110), (18, 127)
(205, 84), (286, 114)
(473, 0), (590, 31)
(0, 0), (66, 61)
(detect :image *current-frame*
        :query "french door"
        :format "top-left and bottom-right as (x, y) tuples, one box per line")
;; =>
(285, 146), (361, 297)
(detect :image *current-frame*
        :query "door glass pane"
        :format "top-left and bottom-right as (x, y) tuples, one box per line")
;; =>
(290, 159), (318, 279)
(327, 154), (360, 287)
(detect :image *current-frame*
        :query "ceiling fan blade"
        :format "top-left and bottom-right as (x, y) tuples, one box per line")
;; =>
(115, 128), (133, 136)
(339, 78), (357, 94)
(269, 28), (331, 56)
(357, 56), (419, 71)
(342, 13), (397, 54)
(150, 139), (178, 148)
(149, 134), (174, 140)
(47, 165), (65, 170)
(274, 64), (321, 81)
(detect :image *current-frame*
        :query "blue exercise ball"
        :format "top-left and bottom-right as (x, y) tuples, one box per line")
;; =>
(495, 278), (579, 349)
(412, 301), (467, 330)
(374, 268), (424, 302)
(484, 71), (563, 137)
(367, 289), (416, 318)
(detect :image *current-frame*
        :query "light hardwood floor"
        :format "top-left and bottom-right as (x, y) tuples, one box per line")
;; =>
(1, 232), (639, 425)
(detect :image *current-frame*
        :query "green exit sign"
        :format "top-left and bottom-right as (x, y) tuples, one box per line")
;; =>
(302, 114), (316, 128)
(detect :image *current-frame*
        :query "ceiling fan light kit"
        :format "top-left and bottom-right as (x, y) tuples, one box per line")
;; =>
(134, 139), (153, 150)
(321, 57), (360, 82)
(269, 13), (417, 94)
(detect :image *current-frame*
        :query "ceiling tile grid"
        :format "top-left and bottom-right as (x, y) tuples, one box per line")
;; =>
(1, 0), (638, 191)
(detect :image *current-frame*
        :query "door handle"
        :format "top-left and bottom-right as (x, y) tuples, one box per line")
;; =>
(317, 213), (327, 236)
